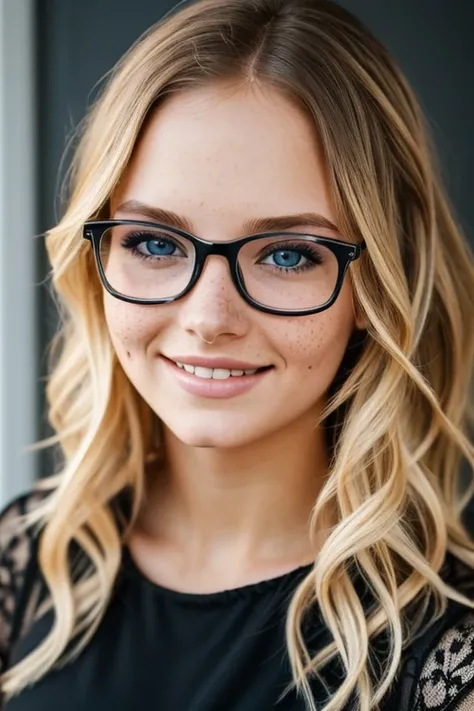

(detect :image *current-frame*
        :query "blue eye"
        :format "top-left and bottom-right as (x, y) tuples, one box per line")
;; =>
(257, 241), (323, 273)
(120, 231), (187, 260)
(140, 239), (176, 256)
(267, 249), (303, 268)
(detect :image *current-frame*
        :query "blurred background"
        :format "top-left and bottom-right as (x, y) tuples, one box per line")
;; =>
(0, 0), (473, 508)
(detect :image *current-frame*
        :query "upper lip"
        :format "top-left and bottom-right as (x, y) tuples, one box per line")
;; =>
(162, 355), (271, 370)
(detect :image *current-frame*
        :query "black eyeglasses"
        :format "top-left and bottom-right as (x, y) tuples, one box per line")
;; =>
(83, 219), (366, 316)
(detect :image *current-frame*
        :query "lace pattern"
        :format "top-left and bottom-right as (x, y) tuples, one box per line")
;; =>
(413, 611), (474, 711)
(0, 491), (45, 673)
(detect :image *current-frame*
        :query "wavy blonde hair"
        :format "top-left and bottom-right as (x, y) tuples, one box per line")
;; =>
(2, 0), (474, 708)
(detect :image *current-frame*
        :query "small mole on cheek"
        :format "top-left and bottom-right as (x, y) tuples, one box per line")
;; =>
(126, 350), (131, 358)
(308, 365), (313, 370)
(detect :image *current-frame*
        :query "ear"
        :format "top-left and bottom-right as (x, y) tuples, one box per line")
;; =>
(352, 293), (368, 331)
(354, 311), (367, 331)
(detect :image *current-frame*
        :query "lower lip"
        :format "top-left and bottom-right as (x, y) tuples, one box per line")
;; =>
(160, 356), (273, 399)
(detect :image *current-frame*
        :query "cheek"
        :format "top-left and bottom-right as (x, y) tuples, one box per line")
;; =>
(103, 295), (165, 358)
(276, 290), (356, 383)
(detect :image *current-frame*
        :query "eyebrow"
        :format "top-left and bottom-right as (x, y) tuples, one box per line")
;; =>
(114, 199), (341, 236)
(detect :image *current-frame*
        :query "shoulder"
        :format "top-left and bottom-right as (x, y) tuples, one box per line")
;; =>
(0, 488), (50, 671)
(410, 554), (474, 711)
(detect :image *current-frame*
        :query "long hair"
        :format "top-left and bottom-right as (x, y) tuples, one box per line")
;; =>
(2, 1), (474, 708)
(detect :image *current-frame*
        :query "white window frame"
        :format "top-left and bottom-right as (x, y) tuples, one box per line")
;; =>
(0, 0), (37, 506)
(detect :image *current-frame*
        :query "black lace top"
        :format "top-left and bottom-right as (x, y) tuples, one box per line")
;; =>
(1, 491), (474, 711)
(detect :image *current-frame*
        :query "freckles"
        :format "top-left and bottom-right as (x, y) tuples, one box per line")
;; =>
(284, 323), (328, 358)
(105, 299), (163, 346)
(111, 322), (143, 347)
(274, 310), (346, 366)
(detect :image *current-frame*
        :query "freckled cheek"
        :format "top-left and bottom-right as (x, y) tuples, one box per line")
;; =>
(103, 297), (168, 357)
(275, 305), (354, 380)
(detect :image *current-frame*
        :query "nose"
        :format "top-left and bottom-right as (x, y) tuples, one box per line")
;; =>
(176, 255), (250, 344)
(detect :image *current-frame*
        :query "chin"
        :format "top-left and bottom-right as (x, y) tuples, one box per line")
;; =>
(173, 429), (254, 450)
(162, 415), (265, 450)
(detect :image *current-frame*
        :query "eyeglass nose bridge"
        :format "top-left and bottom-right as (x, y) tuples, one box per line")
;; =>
(189, 240), (244, 297)
(192, 239), (243, 277)
(195, 239), (241, 260)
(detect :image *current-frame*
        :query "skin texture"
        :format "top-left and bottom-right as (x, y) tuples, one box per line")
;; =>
(106, 80), (365, 592)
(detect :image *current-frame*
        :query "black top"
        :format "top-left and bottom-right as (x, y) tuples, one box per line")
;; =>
(2, 491), (474, 711)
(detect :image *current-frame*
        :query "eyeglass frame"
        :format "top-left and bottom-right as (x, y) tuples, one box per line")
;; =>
(83, 219), (367, 317)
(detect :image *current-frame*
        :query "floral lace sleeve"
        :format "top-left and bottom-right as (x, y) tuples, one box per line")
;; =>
(0, 491), (45, 674)
(413, 610), (474, 710)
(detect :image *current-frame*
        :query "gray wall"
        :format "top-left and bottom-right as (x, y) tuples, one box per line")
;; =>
(35, 0), (474, 476)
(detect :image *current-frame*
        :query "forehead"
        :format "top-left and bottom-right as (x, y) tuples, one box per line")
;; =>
(111, 81), (337, 239)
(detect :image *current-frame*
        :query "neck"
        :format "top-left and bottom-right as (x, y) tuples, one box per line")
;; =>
(138, 414), (330, 572)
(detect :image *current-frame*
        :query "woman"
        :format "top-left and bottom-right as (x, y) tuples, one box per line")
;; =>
(0, 0), (473, 709)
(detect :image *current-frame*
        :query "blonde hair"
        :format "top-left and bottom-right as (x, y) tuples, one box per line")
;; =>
(2, 0), (474, 708)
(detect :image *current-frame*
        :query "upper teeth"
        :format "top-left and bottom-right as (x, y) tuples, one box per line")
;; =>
(175, 362), (258, 379)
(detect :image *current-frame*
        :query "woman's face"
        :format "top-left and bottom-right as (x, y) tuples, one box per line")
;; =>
(106, 80), (364, 448)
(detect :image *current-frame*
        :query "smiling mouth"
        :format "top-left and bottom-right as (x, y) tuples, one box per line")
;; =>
(172, 361), (273, 380)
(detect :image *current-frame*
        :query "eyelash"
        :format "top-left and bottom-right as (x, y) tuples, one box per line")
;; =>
(119, 232), (325, 272)
(257, 241), (324, 273)
(120, 232), (186, 260)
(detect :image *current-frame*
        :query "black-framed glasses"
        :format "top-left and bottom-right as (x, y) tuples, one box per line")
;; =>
(83, 219), (366, 316)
